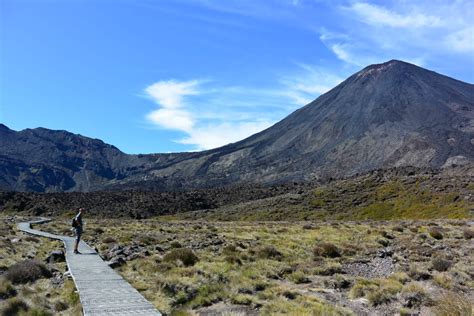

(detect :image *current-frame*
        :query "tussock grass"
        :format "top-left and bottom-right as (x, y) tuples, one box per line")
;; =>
(28, 217), (473, 315)
(163, 248), (199, 267)
(432, 292), (472, 316)
(4, 260), (51, 284)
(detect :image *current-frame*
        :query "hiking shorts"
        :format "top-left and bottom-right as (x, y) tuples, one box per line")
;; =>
(74, 228), (82, 242)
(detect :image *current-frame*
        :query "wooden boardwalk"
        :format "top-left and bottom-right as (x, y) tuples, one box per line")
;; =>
(18, 218), (161, 316)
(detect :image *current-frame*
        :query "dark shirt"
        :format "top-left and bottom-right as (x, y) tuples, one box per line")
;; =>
(75, 213), (83, 232)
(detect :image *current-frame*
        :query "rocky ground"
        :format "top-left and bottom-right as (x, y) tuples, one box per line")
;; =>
(0, 181), (312, 219)
(34, 218), (474, 315)
(173, 166), (473, 221)
(1, 166), (472, 221)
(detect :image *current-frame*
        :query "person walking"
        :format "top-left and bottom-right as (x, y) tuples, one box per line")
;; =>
(73, 208), (85, 254)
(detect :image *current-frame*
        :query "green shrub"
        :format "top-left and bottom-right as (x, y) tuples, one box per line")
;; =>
(24, 236), (40, 243)
(190, 282), (225, 308)
(376, 238), (390, 246)
(380, 230), (395, 239)
(408, 265), (431, 281)
(230, 294), (253, 305)
(288, 271), (311, 284)
(367, 289), (393, 306)
(313, 242), (341, 258)
(281, 290), (299, 300)
(0, 297), (29, 316)
(163, 248), (199, 267)
(428, 227), (443, 240)
(102, 236), (117, 243)
(222, 245), (237, 255)
(431, 257), (452, 272)
(392, 225), (404, 232)
(462, 228), (474, 239)
(224, 255), (242, 265)
(349, 279), (379, 299)
(315, 262), (342, 276)
(170, 241), (183, 249)
(349, 278), (402, 306)
(323, 274), (351, 289)
(24, 308), (53, 316)
(93, 227), (104, 234)
(254, 245), (282, 260)
(0, 278), (16, 299)
(401, 282), (428, 308)
(4, 260), (51, 284)
(53, 301), (69, 312)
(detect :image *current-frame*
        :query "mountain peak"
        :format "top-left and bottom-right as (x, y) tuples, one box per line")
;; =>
(365, 59), (412, 69)
(0, 61), (472, 192)
(356, 59), (415, 79)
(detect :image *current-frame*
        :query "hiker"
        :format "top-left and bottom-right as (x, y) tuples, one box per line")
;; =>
(72, 208), (85, 254)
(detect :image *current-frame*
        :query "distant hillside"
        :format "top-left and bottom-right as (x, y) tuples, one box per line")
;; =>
(169, 166), (474, 221)
(1, 60), (473, 192)
(1, 166), (472, 220)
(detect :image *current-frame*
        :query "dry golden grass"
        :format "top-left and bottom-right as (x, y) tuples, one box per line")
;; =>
(36, 217), (473, 315)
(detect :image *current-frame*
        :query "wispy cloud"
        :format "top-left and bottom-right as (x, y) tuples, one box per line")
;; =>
(317, 1), (474, 67)
(347, 2), (442, 28)
(144, 80), (200, 132)
(178, 120), (273, 150)
(143, 65), (342, 150)
(280, 63), (344, 105)
(143, 80), (284, 150)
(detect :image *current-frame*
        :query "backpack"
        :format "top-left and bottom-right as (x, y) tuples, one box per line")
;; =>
(71, 217), (78, 228)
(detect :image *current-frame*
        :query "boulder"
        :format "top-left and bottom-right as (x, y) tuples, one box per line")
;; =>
(108, 256), (126, 268)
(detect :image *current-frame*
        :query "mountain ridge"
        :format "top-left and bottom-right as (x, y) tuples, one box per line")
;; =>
(1, 60), (473, 192)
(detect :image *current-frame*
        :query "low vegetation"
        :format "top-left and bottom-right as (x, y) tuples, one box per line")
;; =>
(34, 217), (473, 315)
(0, 217), (82, 315)
(4, 260), (51, 284)
(169, 170), (473, 221)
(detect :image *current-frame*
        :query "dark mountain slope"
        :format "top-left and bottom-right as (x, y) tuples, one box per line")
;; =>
(0, 125), (150, 191)
(116, 60), (473, 188)
(1, 60), (473, 192)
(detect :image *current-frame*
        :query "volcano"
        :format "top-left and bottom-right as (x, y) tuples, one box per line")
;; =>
(1, 60), (473, 192)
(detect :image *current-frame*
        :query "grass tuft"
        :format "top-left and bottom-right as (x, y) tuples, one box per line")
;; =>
(313, 242), (341, 258)
(4, 260), (51, 285)
(163, 248), (199, 267)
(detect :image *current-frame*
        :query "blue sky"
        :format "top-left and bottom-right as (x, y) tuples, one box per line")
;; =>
(1, 0), (473, 153)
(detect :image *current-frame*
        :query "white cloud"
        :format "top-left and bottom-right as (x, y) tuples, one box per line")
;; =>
(146, 108), (195, 132)
(347, 2), (442, 28)
(143, 80), (289, 150)
(329, 43), (356, 65)
(317, 1), (474, 68)
(144, 80), (200, 133)
(145, 80), (200, 109)
(178, 120), (274, 150)
(142, 67), (342, 150)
